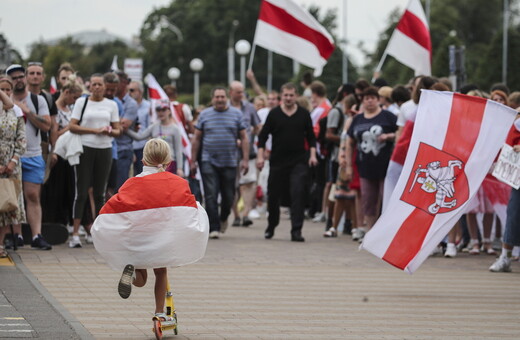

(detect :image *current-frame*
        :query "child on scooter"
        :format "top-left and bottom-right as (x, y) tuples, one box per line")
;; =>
(91, 138), (209, 320)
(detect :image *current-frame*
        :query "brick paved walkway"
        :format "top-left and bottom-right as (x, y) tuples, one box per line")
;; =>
(13, 217), (520, 339)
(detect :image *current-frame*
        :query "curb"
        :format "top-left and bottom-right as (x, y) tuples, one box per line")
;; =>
(10, 252), (95, 340)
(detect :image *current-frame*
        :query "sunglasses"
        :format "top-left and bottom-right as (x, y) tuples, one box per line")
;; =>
(11, 75), (25, 81)
(28, 61), (42, 66)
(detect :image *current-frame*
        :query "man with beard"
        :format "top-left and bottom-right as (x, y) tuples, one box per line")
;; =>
(7, 64), (52, 250)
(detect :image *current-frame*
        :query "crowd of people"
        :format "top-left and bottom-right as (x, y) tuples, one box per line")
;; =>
(0, 61), (518, 273)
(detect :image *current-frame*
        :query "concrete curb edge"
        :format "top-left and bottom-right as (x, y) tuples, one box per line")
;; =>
(10, 251), (95, 340)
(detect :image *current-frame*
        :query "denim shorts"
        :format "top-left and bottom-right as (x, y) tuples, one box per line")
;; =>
(21, 155), (45, 184)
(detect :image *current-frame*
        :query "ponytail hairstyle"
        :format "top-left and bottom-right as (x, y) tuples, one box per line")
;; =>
(142, 138), (172, 171)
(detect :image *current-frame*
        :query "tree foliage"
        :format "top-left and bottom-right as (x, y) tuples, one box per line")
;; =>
(139, 0), (356, 95)
(26, 38), (139, 88)
(365, 0), (520, 90)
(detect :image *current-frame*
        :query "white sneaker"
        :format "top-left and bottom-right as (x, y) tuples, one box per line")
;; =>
(444, 243), (457, 258)
(68, 235), (82, 248)
(66, 225), (73, 234)
(312, 212), (326, 223)
(209, 231), (220, 239)
(352, 228), (366, 242)
(78, 225), (87, 236)
(85, 235), (94, 244)
(489, 256), (512, 272)
(248, 209), (261, 220)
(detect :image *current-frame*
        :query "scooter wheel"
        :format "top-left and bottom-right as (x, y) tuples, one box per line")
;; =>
(153, 319), (163, 340)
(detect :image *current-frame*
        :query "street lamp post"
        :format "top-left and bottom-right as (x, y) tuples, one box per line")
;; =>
(167, 67), (180, 87)
(235, 39), (251, 85)
(190, 58), (204, 108)
(228, 20), (239, 86)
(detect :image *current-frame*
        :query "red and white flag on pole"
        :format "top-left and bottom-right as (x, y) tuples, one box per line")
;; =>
(144, 73), (168, 100)
(385, 0), (431, 75)
(144, 73), (192, 164)
(253, 0), (335, 76)
(49, 76), (57, 94)
(361, 91), (517, 273)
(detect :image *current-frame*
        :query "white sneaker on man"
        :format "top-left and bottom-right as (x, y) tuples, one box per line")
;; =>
(489, 256), (512, 272)
(444, 243), (457, 258)
(209, 231), (220, 239)
(68, 235), (82, 248)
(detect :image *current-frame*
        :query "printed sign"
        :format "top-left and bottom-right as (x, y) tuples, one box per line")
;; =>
(492, 144), (520, 189)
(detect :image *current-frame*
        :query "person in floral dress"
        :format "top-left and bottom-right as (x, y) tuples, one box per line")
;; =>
(0, 77), (26, 257)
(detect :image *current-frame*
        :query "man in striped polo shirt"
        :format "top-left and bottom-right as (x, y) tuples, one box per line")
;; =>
(191, 87), (249, 239)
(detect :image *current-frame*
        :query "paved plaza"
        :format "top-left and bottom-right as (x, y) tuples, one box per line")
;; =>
(2, 215), (520, 339)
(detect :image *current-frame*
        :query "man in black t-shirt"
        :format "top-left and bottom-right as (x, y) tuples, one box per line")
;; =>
(257, 83), (318, 242)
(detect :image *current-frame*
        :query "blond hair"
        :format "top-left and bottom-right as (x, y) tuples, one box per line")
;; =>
(143, 138), (172, 171)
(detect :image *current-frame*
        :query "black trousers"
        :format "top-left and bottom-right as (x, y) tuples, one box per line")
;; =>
(267, 161), (308, 235)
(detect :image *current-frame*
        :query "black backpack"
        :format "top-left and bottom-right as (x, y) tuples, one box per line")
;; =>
(317, 106), (344, 158)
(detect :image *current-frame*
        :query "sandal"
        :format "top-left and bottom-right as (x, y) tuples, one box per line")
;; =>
(482, 239), (497, 255)
(323, 227), (338, 238)
(467, 239), (480, 255)
(0, 246), (7, 258)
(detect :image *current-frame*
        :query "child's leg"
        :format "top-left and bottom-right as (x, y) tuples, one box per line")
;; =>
(134, 269), (147, 287)
(153, 268), (168, 314)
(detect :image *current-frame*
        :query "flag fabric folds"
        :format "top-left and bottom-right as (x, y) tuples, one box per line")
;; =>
(253, 0), (335, 76)
(361, 90), (517, 274)
(385, 0), (431, 75)
(92, 171), (209, 271)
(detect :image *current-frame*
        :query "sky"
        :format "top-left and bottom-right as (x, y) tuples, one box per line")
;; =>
(1, 0), (407, 66)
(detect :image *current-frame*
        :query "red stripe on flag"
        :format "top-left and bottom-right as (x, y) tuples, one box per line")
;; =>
(259, 1), (334, 60)
(382, 209), (435, 270)
(100, 172), (196, 214)
(148, 88), (163, 100)
(396, 10), (431, 54)
(442, 93), (487, 162)
(382, 93), (487, 270)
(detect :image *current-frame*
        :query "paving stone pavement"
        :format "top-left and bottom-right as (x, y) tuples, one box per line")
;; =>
(12, 216), (520, 339)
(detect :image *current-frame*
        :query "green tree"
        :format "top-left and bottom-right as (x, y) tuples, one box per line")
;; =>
(476, 27), (520, 91)
(139, 0), (354, 94)
(364, 0), (519, 89)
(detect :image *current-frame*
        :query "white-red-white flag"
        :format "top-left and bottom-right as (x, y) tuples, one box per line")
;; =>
(385, 0), (431, 76)
(50, 76), (57, 94)
(144, 73), (192, 164)
(92, 171), (209, 270)
(253, 0), (335, 76)
(144, 73), (168, 100)
(361, 91), (517, 273)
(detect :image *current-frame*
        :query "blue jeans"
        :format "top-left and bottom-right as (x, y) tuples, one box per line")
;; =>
(116, 149), (134, 191)
(200, 162), (237, 232)
(503, 187), (520, 246)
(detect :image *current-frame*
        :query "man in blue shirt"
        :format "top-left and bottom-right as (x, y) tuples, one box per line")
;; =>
(191, 87), (249, 239)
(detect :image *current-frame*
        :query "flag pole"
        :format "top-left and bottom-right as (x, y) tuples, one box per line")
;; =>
(372, 50), (388, 83)
(248, 43), (257, 70)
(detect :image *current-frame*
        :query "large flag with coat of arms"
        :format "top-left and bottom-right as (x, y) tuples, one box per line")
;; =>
(361, 90), (517, 273)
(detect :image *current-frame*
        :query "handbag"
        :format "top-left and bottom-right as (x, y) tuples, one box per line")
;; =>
(0, 178), (21, 213)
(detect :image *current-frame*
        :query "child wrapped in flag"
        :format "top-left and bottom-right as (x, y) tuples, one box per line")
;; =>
(91, 138), (209, 319)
